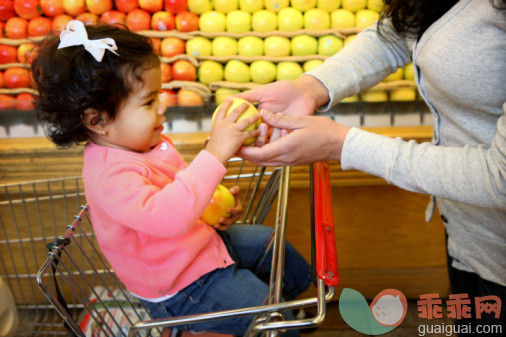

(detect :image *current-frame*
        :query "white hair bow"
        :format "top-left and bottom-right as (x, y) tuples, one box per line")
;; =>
(57, 20), (118, 62)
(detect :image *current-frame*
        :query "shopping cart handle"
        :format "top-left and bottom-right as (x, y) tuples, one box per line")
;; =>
(313, 162), (339, 286)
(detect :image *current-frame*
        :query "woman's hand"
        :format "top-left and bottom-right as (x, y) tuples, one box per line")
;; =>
(212, 186), (243, 231)
(238, 109), (351, 167)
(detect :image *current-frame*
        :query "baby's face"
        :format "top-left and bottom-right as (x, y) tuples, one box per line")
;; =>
(98, 66), (166, 152)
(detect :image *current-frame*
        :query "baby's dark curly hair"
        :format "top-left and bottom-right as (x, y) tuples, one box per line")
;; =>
(32, 24), (160, 148)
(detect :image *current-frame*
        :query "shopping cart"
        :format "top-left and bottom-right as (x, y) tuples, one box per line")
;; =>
(13, 159), (336, 337)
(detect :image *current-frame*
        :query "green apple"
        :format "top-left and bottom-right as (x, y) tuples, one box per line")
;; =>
(340, 95), (359, 103)
(304, 8), (330, 30)
(318, 35), (344, 56)
(403, 62), (415, 80)
(390, 88), (416, 101)
(276, 61), (303, 81)
(212, 36), (238, 56)
(367, 0), (384, 12)
(360, 90), (388, 102)
(224, 60), (250, 83)
(264, 0), (289, 12)
(186, 37), (212, 57)
(291, 35), (318, 56)
(238, 36), (264, 56)
(252, 10), (277, 32)
(264, 36), (291, 57)
(199, 11), (227, 32)
(200, 184), (236, 225)
(250, 60), (277, 84)
(198, 60), (224, 84)
(226, 10), (252, 33)
(214, 0), (238, 13)
(278, 7), (304, 31)
(342, 0), (367, 12)
(212, 97), (261, 145)
(331, 9), (355, 28)
(318, 0), (341, 12)
(214, 87), (241, 105)
(344, 34), (356, 45)
(291, 0), (317, 11)
(188, 0), (213, 15)
(384, 67), (403, 82)
(355, 9), (380, 29)
(239, 0), (263, 13)
(303, 59), (323, 72)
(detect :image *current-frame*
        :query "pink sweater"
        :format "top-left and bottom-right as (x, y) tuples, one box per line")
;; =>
(82, 135), (234, 298)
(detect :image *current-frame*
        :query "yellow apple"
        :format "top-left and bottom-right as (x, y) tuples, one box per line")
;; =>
(340, 95), (360, 103)
(214, 87), (241, 105)
(278, 7), (304, 31)
(303, 59), (323, 72)
(276, 61), (303, 81)
(224, 60), (250, 83)
(318, 35), (343, 56)
(212, 36), (238, 56)
(367, 0), (384, 12)
(250, 60), (277, 84)
(198, 60), (224, 84)
(188, 0), (213, 14)
(389, 88), (417, 101)
(404, 62), (415, 80)
(200, 184), (236, 225)
(355, 9), (379, 29)
(212, 97), (261, 145)
(304, 8), (330, 30)
(360, 90), (388, 102)
(214, 0), (238, 13)
(238, 36), (264, 56)
(331, 9), (355, 28)
(264, 0), (289, 12)
(239, 0), (263, 13)
(318, 0), (341, 12)
(252, 9), (277, 32)
(344, 34), (356, 45)
(291, 0), (317, 12)
(342, 0), (367, 12)
(384, 67), (403, 82)
(199, 11), (226, 32)
(264, 35), (291, 56)
(226, 10), (251, 33)
(186, 37), (212, 57)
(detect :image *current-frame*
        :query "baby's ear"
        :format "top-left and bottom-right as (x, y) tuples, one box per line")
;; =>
(82, 108), (108, 133)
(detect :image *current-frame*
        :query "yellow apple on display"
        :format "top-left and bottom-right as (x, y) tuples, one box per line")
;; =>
(239, 0), (263, 13)
(238, 36), (264, 56)
(318, 0), (341, 12)
(344, 34), (356, 45)
(212, 98), (261, 145)
(318, 35), (343, 56)
(331, 9), (355, 28)
(390, 88), (417, 101)
(291, 35), (318, 56)
(278, 7), (304, 31)
(360, 90), (388, 102)
(404, 62), (415, 80)
(186, 37), (212, 57)
(252, 10), (277, 32)
(224, 60), (250, 83)
(214, 87), (241, 105)
(226, 10), (251, 33)
(198, 60), (224, 84)
(367, 0), (384, 12)
(304, 8), (330, 30)
(199, 11), (226, 32)
(214, 0), (238, 13)
(212, 36), (238, 56)
(355, 9), (379, 29)
(277, 61), (304, 81)
(342, 0), (367, 12)
(340, 95), (360, 103)
(265, 0), (289, 12)
(264, 36), (291, 56)
(291, 0), (317, 11)
(303, 59), (323, 72)
(384, 67), (403, 82)
(250, 60), (277, 84)
(200, 184), (236, 225)
(188, 0), (213, 15)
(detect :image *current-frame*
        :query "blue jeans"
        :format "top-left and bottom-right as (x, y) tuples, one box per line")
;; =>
(141, 225), (312, 336)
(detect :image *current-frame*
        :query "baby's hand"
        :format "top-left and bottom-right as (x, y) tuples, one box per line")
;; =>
(212, 186), (242, 231)
(205, 100), (260, 165)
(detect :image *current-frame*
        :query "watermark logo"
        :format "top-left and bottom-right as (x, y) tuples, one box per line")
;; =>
(339, 288), (408, 335)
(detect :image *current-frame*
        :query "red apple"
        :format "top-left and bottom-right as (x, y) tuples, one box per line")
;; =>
(52, 13), (73, 32)
(171, 59), (196, 81)
(177, 89), (203, 106)
(17, 42), (36, 63)
(76, 12), (99, 25)
(0, 94), (15, 110)
(151, 37), (161, 55)
(175, 11), (198, 32)
(160, 37), (185, 57)
(100, 10), (126, 26)
(14, 0), (41, 19)
(114, 0), (137, 13)
(0, 0), (16, 21)
(0, 44), (18, 64)
(62, 0), (85, 16)
(164, 0), (186, 13)
(151, 11), (175, 31)
(85, 0), (112, 15)
(15, 93), (34, 110)
(139, 0), (162, 13)
(41, 0), (64, 17)
(0, 71), (4, 87)
(0, 21), (4, 37)
(126, 8), (150, 31)
(159, 89), (177, 107)
(160, 62), (171, 82)
(28, 16), (52, 36)
(5, 17), (28, 39)
(4, 67), (31, 88)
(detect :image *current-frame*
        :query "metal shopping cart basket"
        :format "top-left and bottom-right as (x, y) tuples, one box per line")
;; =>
(1, 159), (337, 336)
